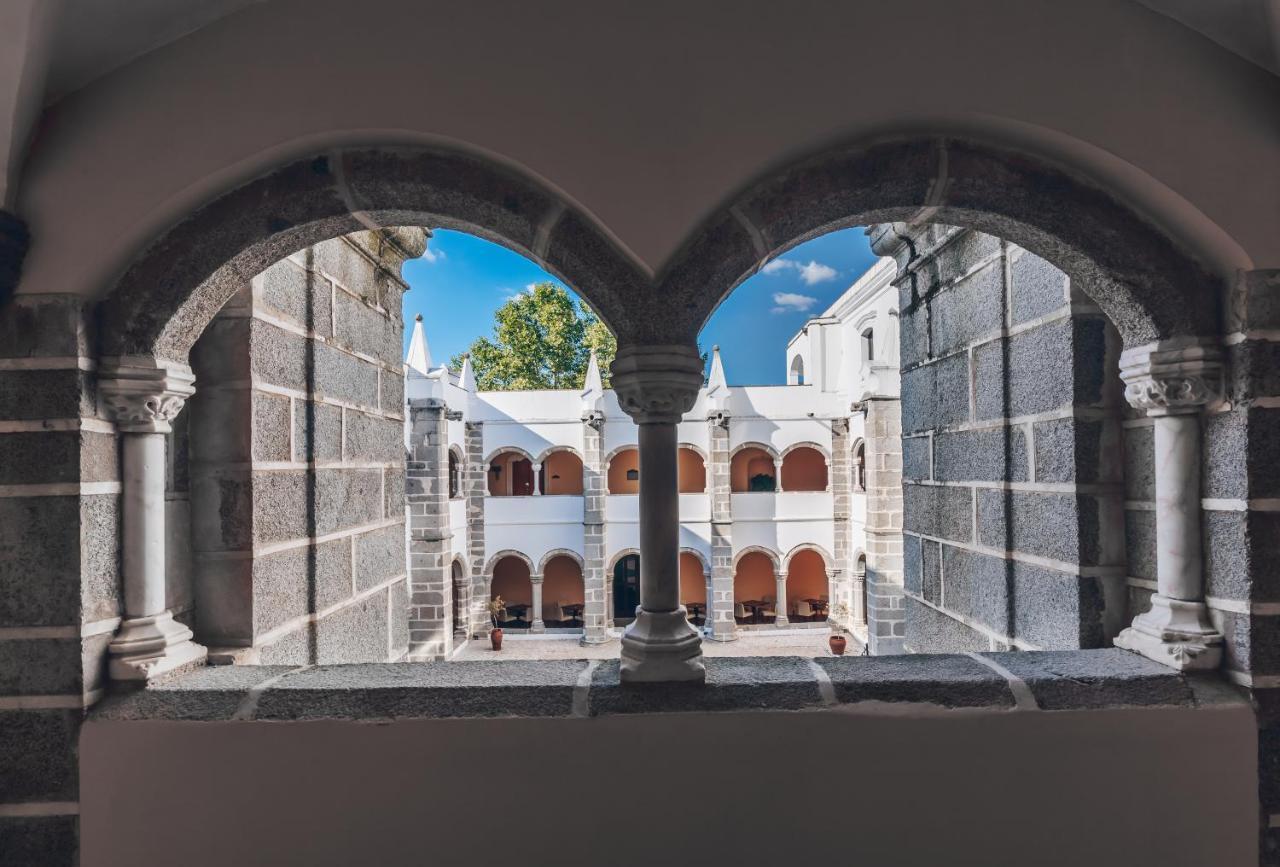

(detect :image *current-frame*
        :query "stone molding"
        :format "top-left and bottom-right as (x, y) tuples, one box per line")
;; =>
(1119, 338), (1224, 417)
(99, 356), (196, 433)
(610, 345), (704, 425)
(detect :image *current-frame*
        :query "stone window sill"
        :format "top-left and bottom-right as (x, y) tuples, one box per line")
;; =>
(92, 649), (1240, 723)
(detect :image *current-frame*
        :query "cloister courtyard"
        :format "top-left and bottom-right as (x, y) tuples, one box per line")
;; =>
(453, 628), (859, 661)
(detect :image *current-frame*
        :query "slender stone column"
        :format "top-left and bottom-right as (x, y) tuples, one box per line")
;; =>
(1114, 339), (1224, 671)
(612, 345), (705, 682)
(774, 570), (789, 626)
(532, 463), (542, 495)
(530, 574), (545, 632)
(773, 458), (785, 492)
(100, 357), (207, 681)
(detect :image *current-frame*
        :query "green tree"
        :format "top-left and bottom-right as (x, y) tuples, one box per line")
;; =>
(451, 283), (616, 390)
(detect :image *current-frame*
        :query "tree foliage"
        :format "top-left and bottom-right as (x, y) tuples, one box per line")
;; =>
(451, 283), (616, 390)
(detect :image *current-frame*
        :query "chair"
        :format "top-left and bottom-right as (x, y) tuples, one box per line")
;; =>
(795, 600), (814, 621)
(734, 602), (749, 621)
(759, 602), (777, 620)
(543, 602), (562, 625)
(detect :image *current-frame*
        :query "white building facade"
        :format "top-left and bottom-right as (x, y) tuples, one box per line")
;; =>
(404, 255), (902, 659)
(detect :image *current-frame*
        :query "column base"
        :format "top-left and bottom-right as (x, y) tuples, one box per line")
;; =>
(108, 611), (208, 682)
(620, 607), (705, 683)
(774, 615), (789, 627)
(530, 620), (546, 634)
(1113, 596), (1223, 672)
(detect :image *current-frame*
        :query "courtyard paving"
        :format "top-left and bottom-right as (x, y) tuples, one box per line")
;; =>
(451, 627), (866, 661)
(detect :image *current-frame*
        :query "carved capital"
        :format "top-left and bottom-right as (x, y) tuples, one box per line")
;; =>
(1118, 338), (1224, 417)
(610, 345), (704, 425)
(99, 356), (196, 433)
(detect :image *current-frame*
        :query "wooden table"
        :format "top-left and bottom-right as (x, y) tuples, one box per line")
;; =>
(563, 603), (584, 625)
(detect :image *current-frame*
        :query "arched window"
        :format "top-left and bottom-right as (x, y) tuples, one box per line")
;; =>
(678, 446), (706, 493)
(451, 559), (467, 639)
(448, 449), (460, 499)
(861, 327), (875, 362)
(730, 446), (776, 492)
(488, 450), (535, 496)
(607, 448), (640, 494)
(853, 440), (866, 492)
(789, 355), (805, 385)
(780, 446), (828, 491)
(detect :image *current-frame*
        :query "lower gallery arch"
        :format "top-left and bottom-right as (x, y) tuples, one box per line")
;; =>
(679, 550), (709, 624)
(610, 549), (641, 624)
(786, 548), (830, 623)
(541, 553), (585, 628)
(488, 553), (534, 629)
(733, 549), (779, 625)
(450, 557), (469, 640)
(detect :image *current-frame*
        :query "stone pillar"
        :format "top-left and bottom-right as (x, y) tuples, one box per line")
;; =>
(864, 397), (905, 654)
(1114, 340), (1225, 671)
(406, 399), (451, 660)
(773, 458), (785, 492)
(100, 357), (207, 681)
(532, 462), (542, 495)
(530, 574), (545, 632)
(708, 414), (736, 641)
(612, 344), (705, 682)
(581, 412), (610, 643)
(774, 569), (789, 626)
(829, 418), (854, 631)
(465, 422), (488, 638)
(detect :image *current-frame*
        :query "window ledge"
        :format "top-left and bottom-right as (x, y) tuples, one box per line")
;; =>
(91, 649), (1241, 723)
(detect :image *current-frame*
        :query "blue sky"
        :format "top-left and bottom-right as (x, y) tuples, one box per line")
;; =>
(401, 227), (879, 385)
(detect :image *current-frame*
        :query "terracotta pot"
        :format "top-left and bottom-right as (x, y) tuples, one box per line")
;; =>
(829, 634), (847, 655)
(490, 628), (504, 651)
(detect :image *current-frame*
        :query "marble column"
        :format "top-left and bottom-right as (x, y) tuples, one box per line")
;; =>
(773, 458), (785, 492)
(100, 357), (207, 681)
(530, 574), (545, 632)
(774, 569), (789, 626)
(531, 462), (542, 495)
(1114, 339), (1224, 671)
(612, 345), (705, 682)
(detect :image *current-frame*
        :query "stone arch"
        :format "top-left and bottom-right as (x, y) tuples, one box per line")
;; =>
(783, 543), (833, 571)
(606, 547), (642, 573)
(483, 549), (536, 581)
(605, 444), (641, 494)
(677, 442), (708, 462)
(789, 355), (805, 385)
(780, 441), (830, 460)
(730, 441), (779, 460)
(100, 146), (647, 364)
(851, 438), (867, 491)
(733, 545), (781, 571)
(604, 443), (640, 465)
(852, 549), (867, 575)
(447, 445), (464, 500)
(538, 548), (586, 574)
(655, 135), (1221, 349)
(679, 546), (712, 576)
(485, 445), (536, 465)
(535, 444), (583, 465)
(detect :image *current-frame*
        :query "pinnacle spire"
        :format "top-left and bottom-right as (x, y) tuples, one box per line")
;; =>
(405, 314), (433, 376)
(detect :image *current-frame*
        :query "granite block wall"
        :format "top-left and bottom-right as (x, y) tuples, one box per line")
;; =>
(879, 224), (1126, 653)
(0, 295), (111, 866)
(185, 230), (422, 664)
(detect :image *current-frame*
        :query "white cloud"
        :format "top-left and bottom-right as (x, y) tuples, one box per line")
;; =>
(797, 260), (838, 285)
(525, 283), (538, 294)
(760, 257), (838, 285)
(420, 245), (446, 264)
(770, 291), (818, 315)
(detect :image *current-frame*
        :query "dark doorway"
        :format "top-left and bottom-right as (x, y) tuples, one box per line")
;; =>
(612, 554), (640, 624)
(451, 560), (467, 640)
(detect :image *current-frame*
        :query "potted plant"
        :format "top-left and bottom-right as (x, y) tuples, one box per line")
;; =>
(488, 596), (507, 651)
(828, 602), (851, 655)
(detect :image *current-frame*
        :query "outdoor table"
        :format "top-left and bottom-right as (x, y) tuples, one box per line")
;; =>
(740, 600), (765, 623)
(506, 604), (529, 626)
(685, 602), (705, 623)
(563, 604), (584, 625)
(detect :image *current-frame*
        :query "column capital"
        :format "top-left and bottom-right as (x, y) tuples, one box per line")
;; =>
(611, 344), (703, 425)
(99, 356), (196, 433)
(1119, 338), (1224, 417)
(530, 573), (544, 584)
